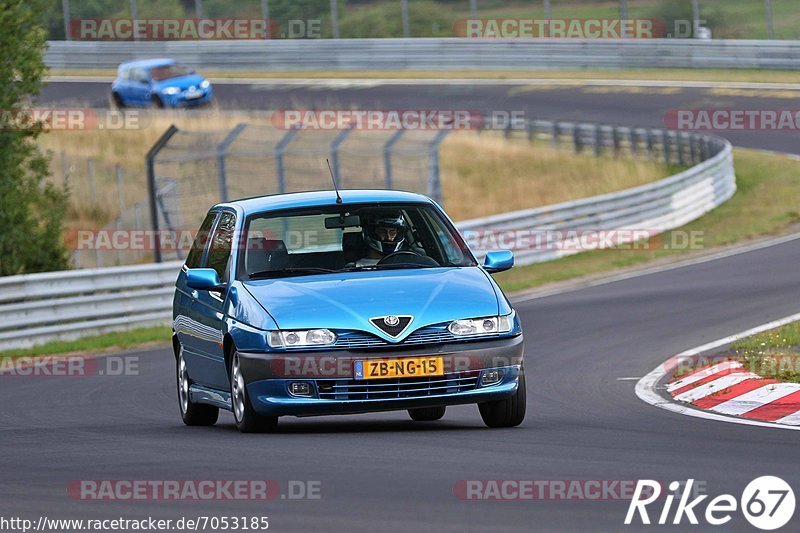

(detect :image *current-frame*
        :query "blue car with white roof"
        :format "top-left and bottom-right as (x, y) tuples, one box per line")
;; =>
(111, 58), (212, 108)
(173, 189), (525, 433)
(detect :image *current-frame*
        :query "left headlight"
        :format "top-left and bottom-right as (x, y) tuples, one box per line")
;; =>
(162, 86), (180, 95)
(267, 329), (337, 348)
(200, 80), (210, 89)
(448, 312), (514, 337)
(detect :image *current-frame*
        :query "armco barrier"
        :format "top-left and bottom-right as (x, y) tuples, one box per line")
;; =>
(0, 125), (734, 351)
(45, 38), (800, 71)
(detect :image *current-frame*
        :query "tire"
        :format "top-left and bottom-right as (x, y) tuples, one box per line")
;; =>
(177, 347), (219, 426)
(478, 369), (526, 428)
(230, 351), (278, 433)
(408, 406), (446, 421)
(110, 92), (125, 109)
(151, 95), (164, 108)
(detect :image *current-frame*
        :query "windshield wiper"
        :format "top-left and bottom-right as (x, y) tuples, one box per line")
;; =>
(249, 267), (338, 279)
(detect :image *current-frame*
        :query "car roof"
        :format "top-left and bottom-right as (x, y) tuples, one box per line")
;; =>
(118, 58), (176, 70)
(217, 189), (434, 216)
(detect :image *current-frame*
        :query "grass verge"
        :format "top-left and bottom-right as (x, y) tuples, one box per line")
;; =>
(730, 322), (800, 383)
(0, 326), (171, 359)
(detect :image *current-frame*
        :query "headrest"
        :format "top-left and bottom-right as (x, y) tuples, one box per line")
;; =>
(246, 238), (288, 274)
(342, 232), (363, 251)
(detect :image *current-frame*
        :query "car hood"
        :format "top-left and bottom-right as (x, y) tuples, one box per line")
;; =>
(152, 74), (206, 90)
(242, 267), (499, 342)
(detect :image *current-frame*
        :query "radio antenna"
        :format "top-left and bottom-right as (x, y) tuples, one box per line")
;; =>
(326, 158), (343, 204)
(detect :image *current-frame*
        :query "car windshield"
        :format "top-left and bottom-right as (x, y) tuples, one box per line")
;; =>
(238, 203), (476, 280)
(149, 64), (192, 81)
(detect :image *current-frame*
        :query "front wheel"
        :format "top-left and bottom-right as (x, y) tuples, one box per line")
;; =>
(478, 369), (526, 428)
(177, 347), (219, 426)
(408, 406), (446, 421)
(231, 351), (278, 433)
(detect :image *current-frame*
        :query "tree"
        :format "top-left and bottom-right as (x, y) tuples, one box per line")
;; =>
(0, 0), (70, 275)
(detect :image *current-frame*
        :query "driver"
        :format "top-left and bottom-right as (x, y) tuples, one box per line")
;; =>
(355, 211), (408, 268)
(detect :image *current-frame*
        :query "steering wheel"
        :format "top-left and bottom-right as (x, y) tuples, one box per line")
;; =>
(377, 250), (439, 267)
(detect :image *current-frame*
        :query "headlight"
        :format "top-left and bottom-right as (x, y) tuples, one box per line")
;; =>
(448, 312), (514, 337)
(267, 329), (337, 348)
(162, 87), (180, 95)
(200, 80), (210, 89)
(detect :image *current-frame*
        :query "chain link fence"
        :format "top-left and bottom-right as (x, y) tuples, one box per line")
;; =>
(146, 123), (448, 262)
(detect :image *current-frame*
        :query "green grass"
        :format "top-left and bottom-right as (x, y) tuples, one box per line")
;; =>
(0, 326), (171, 359)
(730, 322), (800, 383)
(494, 148), (800, 292)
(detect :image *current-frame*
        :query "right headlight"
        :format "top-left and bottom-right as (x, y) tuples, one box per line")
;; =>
(448, 312), (514, 336)
(267, 329), (337, 348)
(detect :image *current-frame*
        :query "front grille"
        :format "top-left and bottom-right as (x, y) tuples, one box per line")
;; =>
(316, 371), (480, 400)
(333, 326), (460, 350)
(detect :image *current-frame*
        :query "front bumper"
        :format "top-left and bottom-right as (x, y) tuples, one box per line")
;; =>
(161, 87), (213, 107)
(238, 335), (523, 417)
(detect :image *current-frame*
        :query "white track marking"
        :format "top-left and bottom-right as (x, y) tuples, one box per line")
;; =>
(672, 373), (759, 403)
(636, 311), (800, 431)
(44, 76), (800, 91)
(710, 383), (800, 416)
(667, 361), (743, 392)
(775, 411), (800, 426)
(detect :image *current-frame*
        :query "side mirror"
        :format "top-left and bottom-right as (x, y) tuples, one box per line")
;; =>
(483, 250), (514, 273)
(186, 268), (226, 292)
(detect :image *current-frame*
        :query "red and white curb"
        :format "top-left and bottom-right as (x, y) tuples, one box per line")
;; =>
(636, 312), (800, 431)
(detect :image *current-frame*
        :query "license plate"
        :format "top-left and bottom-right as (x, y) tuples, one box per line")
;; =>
(354, 356), (444, 380)
(185, 91), (202, 99)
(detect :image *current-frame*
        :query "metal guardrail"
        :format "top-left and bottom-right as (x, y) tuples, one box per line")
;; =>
(0, 123), (735, 351)
(45, 38), (800, 71)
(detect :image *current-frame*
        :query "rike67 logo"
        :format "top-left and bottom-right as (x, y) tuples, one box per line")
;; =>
(625, 477), (795, 530)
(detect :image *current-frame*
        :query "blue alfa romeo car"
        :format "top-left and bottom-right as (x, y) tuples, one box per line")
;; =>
(173, 190), (525, 433)
(111, 58), (212, 108)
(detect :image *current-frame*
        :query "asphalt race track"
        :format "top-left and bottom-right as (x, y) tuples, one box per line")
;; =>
(4, 79), (798, 531)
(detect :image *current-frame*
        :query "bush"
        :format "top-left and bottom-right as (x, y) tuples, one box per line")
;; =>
(0, 0), (70, 275)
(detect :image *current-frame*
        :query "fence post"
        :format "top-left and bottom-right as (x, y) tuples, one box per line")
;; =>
(629, 128), (638, 155)
(275, 128), (299, 195)
(572, 125), (582, 153)
(551, 121), (560, 147)
(662, 130), (671, 165)
(146, 124), (179, 263)
(593, 125), (602, 157)
(612, 126), (621, 156)
(677, 134), (686, 166)
(646, 129), (655, 156)
(330, 125), (354, 188)
(427, 130), (450, 204)
(383, 129), (404, 189)
(216, 123), (248, 203)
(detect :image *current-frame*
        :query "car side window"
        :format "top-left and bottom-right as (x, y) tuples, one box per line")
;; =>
(206, 212), (236, 281)
(185, 212), (217, 269)
(132, 68), (148, 83)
